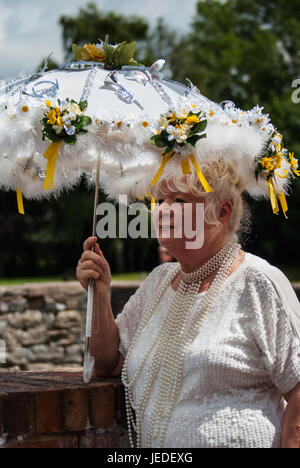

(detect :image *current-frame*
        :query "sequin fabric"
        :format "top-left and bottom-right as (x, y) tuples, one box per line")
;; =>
(115, 252), (300, 448)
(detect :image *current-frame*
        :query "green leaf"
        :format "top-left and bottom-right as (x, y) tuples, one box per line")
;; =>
(187, 133), (206, 147)
(63, 135), (77, 145)
(162, 147), (174, 156)
(151, 134), (168, 148)
(79, 101), (87, 112)
(189, 120), (207, 135)
(102, 43), (116, 64)
(80, 115), (92, 126)
(116, 41), (137, 65)
(72, 44), (83, 61)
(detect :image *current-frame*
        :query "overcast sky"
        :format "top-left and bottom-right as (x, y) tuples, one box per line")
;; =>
(0, 0), (198, 80)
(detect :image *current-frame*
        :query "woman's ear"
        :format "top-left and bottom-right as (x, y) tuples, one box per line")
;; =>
(219, 200), (232, 225)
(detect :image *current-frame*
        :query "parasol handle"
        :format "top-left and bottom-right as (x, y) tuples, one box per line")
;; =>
(83, 155), (101, 384)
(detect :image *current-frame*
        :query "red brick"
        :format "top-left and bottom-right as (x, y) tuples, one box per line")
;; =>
(79, 429), (129, 448)
(35, 390), (61, 434)
(62, 388), (88, 432)
(3, 434), (78, 448)
(89, 384), (115, 428)
(0, 392), (7, 436)
(3, 392), (34, 436)
(115, 385), (128, 428)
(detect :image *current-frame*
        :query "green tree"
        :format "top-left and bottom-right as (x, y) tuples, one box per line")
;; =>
(59, 2), (149, 61)
(170, 0), (300, 267)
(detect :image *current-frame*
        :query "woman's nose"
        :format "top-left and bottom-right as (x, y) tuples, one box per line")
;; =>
(160, 199), (173, 208)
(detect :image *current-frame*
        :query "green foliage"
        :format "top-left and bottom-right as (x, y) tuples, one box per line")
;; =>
(59, 2), (149, 61)
(151, 109), (207, 156)
(72, 39), (142, 69)
(41, 99), (92, 144)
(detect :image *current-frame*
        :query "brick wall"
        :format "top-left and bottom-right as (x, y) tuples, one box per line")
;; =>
(0, 371), (129, 448)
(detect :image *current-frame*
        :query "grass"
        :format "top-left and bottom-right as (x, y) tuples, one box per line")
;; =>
(1, 266), (299, 286)
(0, 272), (147, 286)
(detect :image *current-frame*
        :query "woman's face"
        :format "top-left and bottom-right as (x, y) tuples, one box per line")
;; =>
(152, 188), (208, 251)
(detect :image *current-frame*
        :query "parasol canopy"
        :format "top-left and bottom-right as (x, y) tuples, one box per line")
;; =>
(1, 39), (298, 216)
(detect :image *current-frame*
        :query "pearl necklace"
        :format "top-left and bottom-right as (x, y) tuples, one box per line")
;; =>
(121, 240), (241, 448)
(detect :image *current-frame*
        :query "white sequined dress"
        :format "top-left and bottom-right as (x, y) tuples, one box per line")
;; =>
(115, 252), (300, 448)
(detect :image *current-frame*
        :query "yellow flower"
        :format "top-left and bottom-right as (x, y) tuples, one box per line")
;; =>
(45, 100), (52, 107)
(142, 121), (149, 127)
(117, 121), (123, 128)
(209, 110), (214, 117)
(232, 119), (238, 124)
(46, 109), (57, 125)
(289, 152), (299, 172)
(185, 115), (200, 125)
(168, 111), (177, 122)
(81, 44), (106, 62)
(56, 115), (63, 126)
(261, 157), (275, 171)
(21, 105), (29, 112)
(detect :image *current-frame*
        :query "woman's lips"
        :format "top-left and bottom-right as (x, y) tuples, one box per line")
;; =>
(159, 224), (174, 229)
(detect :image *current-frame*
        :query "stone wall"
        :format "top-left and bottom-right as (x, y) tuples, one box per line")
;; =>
(1, 280), (300, 372)
(0, 281), (141, 372)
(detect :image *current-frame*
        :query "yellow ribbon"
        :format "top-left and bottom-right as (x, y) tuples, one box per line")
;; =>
(274, 170), (289, 179)
(150, 196), (156, 211)
(272, 174), (289, 219)
(189, 154), (213, 192)
(181, 156), (191, 175)
(278, 191), (288, 219)
(152, 150), (174, 187)
(16, 188), (24, 215)
(43, 141), (63, 190)
(267, 178), (279, 215)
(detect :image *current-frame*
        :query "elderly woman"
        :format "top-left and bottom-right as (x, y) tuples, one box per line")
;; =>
(77, 159), (300, 449)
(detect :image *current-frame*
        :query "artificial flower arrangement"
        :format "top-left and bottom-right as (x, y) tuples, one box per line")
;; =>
(40, 99), (92, 192)
(255, 131), (299, 181)
(42, 99), (92, 145)
(150, 105), (212, 191)
(72, 39), (141, 70)
(151, 107), (207, 156)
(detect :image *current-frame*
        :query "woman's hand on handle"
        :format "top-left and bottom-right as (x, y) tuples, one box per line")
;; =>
(76, 236), (111, 295)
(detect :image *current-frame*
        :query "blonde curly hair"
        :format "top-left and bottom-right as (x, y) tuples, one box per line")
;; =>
(152, 159), (252, 243)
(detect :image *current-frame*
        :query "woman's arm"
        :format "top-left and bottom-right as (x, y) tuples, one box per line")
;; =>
(76, 236), (121, 376)
(282, 383), (300, 448)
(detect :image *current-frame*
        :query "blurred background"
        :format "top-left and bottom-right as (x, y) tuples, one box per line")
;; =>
(0, 0), (299, 284)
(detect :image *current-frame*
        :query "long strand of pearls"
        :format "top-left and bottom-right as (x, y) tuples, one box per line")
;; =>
(155, 242), (240, 447)
(121, 240), (241, 448)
